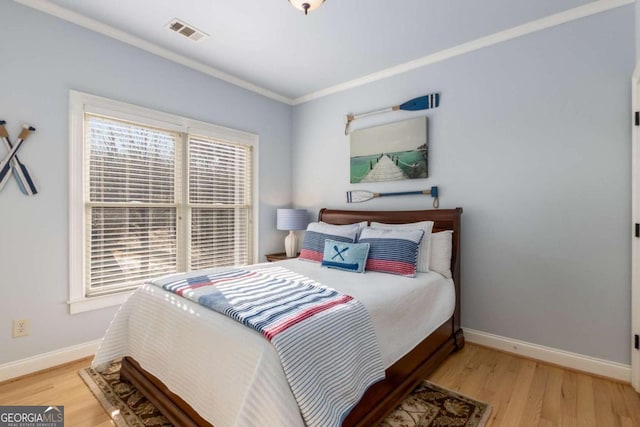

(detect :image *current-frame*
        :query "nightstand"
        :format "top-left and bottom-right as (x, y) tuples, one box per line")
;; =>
(265, 252), (298, 262)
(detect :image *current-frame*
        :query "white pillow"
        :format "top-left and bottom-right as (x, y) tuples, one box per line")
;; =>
(370, 221), (434, 272)
(429, 230), (453, 278)
(320, 221), (368, 237)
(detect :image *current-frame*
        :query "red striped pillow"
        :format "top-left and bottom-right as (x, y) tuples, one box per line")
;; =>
(299, 222), (363, 262)
(357, 228), (424, 277)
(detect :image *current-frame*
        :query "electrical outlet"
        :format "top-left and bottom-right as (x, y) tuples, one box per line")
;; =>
(12, 319), (29, 338)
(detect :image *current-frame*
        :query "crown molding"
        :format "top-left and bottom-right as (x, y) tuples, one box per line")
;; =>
(292, 0), (634, 105)
(13, 0), (294, 105)
(14, 0), (633, 107)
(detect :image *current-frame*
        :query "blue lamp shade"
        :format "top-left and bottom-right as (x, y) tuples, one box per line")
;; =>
(276, 209), (308, 231)
(276, 209), (308, 257)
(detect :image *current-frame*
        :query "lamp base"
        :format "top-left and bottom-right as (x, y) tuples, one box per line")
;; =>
(284, 230), (298, 258)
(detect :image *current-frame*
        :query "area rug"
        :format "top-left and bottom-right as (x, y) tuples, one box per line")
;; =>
(79, 360), (491, 427)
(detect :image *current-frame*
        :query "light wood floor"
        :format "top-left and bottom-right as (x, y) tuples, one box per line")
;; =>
(0, 343), (639, 426)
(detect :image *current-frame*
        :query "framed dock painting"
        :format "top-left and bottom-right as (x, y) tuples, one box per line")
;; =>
(350, 116), (428, 184)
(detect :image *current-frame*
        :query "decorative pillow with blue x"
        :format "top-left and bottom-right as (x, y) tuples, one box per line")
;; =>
(321, 239), (370, 273)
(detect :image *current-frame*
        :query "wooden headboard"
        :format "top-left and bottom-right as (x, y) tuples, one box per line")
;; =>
(318, 207), (463, 333)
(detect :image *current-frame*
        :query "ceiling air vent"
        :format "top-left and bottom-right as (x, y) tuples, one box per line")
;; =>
(165, 19), (209, 42)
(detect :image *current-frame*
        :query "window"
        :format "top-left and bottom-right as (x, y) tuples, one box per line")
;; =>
(69, 91), (257, 313)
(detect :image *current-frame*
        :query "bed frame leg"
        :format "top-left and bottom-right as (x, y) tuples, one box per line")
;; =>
(453, 328), (465, 351)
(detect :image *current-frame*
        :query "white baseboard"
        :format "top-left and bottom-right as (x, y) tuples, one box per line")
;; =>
(464, 328), (631, 382)
(0, 340), (101, 382)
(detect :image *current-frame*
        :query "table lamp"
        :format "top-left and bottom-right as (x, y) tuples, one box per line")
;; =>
(277, 208), (308, 257)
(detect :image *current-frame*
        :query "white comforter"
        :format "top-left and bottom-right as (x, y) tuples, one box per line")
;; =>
(93, 259), (455, 427)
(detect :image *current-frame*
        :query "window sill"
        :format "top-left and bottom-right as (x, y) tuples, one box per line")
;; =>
(68, 291), (134, 314)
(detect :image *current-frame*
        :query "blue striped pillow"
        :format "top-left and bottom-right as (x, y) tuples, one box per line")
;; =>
(299, 222), (360, 262)
(358, 228), (424, 277)
(321, 240), (370, 273)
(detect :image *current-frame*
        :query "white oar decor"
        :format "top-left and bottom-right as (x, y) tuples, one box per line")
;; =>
(0, 125), (35, 191)
(0, 121), (37, 195)
(346, 186), (439, 208)
(344, 94), (440, 135)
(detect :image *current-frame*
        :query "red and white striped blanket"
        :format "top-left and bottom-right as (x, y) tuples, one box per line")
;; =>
(150, 265), (384, 427)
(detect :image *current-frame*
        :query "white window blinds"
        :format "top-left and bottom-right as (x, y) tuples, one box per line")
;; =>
(83, 114), (253, 297)
(86, 114), (179, 295)
(188, 135), (252, 270)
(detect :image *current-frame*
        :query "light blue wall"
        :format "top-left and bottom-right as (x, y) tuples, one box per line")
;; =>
(292, 7), (634, 363)
(637, 0), (640, 59)
(0, 1), (635, 368)
(0, 2), (291, 364)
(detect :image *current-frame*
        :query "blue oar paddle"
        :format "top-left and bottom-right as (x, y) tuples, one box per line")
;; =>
(0, 126), (35, 193)
(0, 121), (37, 195)
(345, 94), (440, 135)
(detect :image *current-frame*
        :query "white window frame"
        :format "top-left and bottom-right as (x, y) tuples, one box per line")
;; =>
(68, 90), (259, 314)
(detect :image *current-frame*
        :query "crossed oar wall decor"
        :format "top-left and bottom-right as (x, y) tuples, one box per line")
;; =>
(0, 121), (37, 195)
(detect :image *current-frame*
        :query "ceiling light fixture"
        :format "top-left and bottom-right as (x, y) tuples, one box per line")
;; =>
(288, 0), (325, 15)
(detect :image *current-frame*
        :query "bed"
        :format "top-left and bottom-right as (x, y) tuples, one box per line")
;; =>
(94, 207), (463, 426)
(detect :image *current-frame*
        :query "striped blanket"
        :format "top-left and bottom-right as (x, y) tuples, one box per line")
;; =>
(149, 266), (384, 427)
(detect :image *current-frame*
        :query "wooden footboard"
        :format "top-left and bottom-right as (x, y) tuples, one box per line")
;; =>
(120, 356), (210, 427)
(345, 324), (464, 426)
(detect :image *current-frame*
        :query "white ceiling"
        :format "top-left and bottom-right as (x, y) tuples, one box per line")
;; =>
(27, 0), (600, 102)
